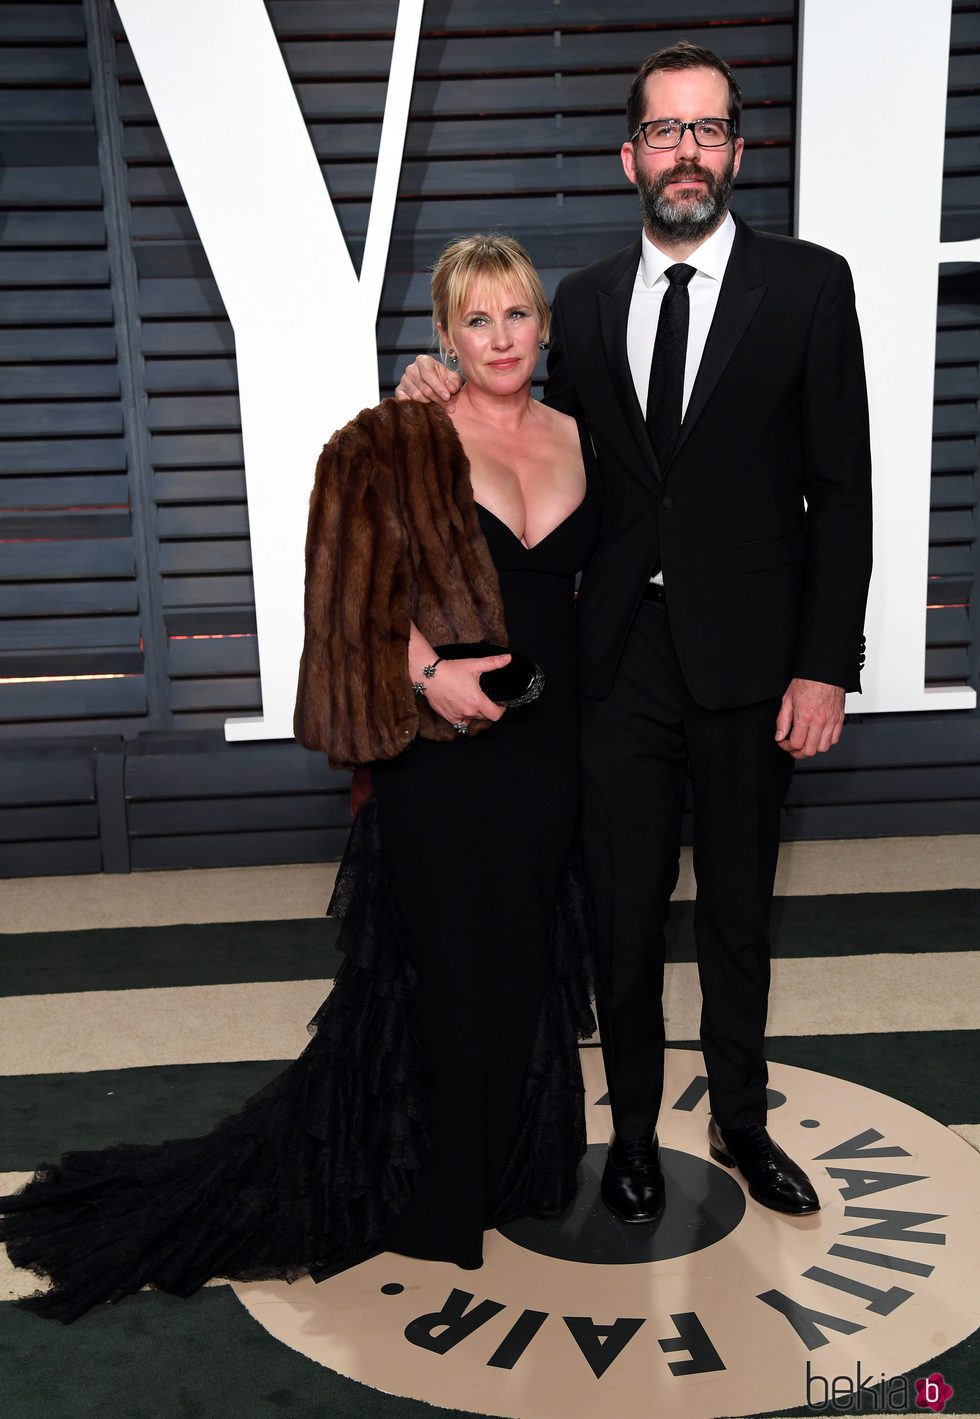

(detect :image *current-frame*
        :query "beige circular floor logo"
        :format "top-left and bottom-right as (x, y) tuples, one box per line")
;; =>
(233, 1049), (980, 1419)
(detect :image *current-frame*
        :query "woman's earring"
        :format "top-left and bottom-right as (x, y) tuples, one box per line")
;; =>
(538, 341), (548, 351)
(446, 349), (459, 369)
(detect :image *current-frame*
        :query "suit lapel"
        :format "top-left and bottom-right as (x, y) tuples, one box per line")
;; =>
(596, 240), (664, 484)
(672, 216), (767, 461)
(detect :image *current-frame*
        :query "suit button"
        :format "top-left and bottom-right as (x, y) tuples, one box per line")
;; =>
(661, 495), (674, 510)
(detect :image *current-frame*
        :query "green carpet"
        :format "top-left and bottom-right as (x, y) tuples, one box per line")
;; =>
(1, 891), (974, 998)
(0, 1285), (479, 1419)
(0, 918), (344, 998)
(0, 1061), (285, 1173)
(763, 1030), (980, 1128)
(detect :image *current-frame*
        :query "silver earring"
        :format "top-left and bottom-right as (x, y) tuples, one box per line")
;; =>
(446, 350), (458, 369)
(538, 341), (548, 351)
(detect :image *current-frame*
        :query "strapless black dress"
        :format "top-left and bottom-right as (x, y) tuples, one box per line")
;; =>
(0, 434), (600, 1321)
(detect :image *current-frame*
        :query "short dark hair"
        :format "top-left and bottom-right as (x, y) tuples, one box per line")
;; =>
(626, 40), (742, 141)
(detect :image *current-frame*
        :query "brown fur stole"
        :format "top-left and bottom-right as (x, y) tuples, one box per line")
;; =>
(293, 399), (507, 770)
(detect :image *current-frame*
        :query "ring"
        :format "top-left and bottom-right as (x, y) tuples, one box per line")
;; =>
(452, 721), (469, 735)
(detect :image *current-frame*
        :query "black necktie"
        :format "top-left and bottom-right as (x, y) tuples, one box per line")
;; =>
(645, 262), (696, 469)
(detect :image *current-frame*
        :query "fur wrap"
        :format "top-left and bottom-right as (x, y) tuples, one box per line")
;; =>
(293, 399), (508, 770)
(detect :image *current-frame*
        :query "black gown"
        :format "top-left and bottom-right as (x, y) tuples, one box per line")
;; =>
(0, 437), (600, 1322)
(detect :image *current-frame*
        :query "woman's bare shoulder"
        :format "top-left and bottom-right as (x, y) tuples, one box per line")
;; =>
(534, 400), (578, 433)
(533, 400), (582, 454)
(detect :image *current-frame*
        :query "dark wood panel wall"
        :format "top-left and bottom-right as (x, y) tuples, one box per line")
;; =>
(0, 0), (977, 874)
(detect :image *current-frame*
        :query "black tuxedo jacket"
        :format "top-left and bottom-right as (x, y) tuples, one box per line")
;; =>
(545, 215), (873, 708)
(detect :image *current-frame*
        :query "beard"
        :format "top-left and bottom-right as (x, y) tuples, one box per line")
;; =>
(636, 154), (735, 243)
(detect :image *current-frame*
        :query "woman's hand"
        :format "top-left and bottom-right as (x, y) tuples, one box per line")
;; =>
(395, 355), (462, 408)
(423, 653), (511, 727)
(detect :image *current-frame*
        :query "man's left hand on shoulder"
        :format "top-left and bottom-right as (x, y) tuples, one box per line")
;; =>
(774, 678), (846, 759)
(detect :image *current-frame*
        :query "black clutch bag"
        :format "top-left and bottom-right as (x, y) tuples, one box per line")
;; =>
(433, 641), (545, 709)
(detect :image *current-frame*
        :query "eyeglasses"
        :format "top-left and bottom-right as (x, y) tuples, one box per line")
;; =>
(631, 118), (736, 150)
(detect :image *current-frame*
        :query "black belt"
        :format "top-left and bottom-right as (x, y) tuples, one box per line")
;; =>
(642, 581), (666, 604)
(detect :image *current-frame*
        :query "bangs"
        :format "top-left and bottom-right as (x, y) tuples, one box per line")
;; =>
(431, 235), (551, 350)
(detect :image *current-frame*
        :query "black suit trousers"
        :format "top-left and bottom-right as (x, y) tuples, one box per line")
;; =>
(581, 599), (795, 1137)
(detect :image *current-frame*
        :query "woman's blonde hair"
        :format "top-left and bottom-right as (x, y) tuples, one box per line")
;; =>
(431, 233), (551, 357)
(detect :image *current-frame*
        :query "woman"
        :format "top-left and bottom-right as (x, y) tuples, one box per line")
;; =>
(0, 235), (599, 1321)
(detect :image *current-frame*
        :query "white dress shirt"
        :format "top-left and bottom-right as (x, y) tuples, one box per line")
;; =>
(626, 212), (736, 585)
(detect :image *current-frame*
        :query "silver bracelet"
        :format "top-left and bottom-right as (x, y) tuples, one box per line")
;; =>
(411, 657), (442, 699)
(412, 658), (442, 697)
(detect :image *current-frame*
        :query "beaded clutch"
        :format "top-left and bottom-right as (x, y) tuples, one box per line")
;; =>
(433, 640), (545, 709)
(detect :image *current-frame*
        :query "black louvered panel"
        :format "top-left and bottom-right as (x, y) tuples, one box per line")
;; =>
(2, 645), (141, 678)
(929, 265), (978, 686)
(0, 673), (145, 724)
(0, 732), (132, 872)
(128, 791), (349, 836)
(783, 799), (980, 840)
(783, 717), (980, 839)
(0, 0), (146, 740)
(0, 737), (104, 873)
(790, 762), (980, 808)
(271, 0), (788, 29)
(931, 5), (980, 696)
(163, 612), (257, 720)
(125, 736), (345, 795)
(128, 826), (348, 868)
(0, 5), (87, 42)
(124, 735), (349, 868)
(0, 741), (95, 804)
(0, 327), (117, 362)
(947, 93), (980, 137)
(946, 9), (980, 240)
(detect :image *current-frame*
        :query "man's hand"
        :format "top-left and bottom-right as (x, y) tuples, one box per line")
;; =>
(775, 678), (846, 759)
(395, 354), (462, 408)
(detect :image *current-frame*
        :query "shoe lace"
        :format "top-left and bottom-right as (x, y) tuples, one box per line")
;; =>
(730, 1124), (776, 1163)
(620, 1139), (655, 1171)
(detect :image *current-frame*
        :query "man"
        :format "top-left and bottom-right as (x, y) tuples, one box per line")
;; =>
(397, 41), (872, 1225)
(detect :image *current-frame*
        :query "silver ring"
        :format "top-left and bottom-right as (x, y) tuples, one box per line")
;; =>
(452, 720), (469, 735)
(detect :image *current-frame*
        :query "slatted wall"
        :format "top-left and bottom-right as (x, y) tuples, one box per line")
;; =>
(0, 0), (977, 874)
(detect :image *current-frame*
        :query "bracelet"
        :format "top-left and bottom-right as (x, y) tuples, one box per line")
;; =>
(411, 657), (443, 698)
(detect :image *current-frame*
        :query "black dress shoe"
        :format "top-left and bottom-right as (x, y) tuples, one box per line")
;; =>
(600, 1135), (666, 1224)
(708, 1118), (820, 1215)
